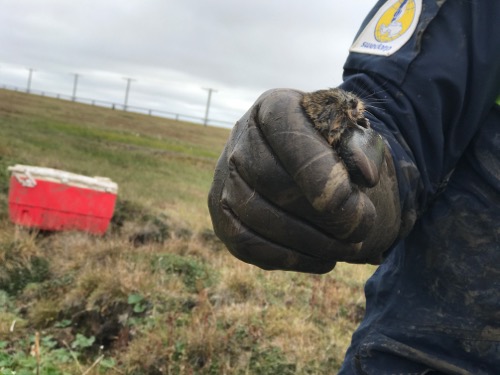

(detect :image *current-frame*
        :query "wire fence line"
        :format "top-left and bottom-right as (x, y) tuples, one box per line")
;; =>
(1, 84), (235, 128)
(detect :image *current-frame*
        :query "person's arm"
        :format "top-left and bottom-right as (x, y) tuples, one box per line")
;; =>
(208, 0), (500, 273)
(341, 0), (500, 222)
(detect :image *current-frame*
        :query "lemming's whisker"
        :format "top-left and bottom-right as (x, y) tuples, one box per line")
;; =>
(365, 97), (390, 103)
(365, 104), (387, 112)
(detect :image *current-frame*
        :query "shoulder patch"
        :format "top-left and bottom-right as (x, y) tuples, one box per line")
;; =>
(350, 0), (422, 57)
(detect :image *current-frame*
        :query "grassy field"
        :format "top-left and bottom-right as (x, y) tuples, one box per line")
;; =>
(0, 89), (376, 374)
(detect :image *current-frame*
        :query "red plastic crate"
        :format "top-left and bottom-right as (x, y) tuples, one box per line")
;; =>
(7, 165), (118, 235)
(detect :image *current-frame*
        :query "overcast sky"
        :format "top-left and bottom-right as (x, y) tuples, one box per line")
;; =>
(1, 1), (376, 127)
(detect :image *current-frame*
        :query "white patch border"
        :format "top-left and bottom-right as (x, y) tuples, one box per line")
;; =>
(350, 0), (422, 57)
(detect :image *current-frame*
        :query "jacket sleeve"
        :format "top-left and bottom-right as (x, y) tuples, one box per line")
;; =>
(339, 0), (500, 221)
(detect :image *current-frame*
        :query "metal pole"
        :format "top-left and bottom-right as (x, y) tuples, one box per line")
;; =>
(72, 73), (80, 101)
(202, 87), (217, 126)
(123, 77), (135, 111)
(27, 68), (35, 93)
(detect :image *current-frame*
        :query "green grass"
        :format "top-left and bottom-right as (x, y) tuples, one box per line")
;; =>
(0, 89), (376, 374)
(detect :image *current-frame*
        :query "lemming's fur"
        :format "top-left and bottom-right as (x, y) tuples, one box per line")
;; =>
(301, 88), (370, 146)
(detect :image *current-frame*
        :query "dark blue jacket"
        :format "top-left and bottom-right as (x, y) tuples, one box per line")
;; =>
(339, 1), (500, 373)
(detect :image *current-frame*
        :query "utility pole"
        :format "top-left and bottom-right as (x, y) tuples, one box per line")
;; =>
(27, 68), (35, 93)
(202, 87), (217, 126)
(71, 73), (80, 101)
(123, 77), (136, 111)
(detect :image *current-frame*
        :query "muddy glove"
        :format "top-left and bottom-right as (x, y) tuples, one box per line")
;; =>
(208, 89), (402, 273)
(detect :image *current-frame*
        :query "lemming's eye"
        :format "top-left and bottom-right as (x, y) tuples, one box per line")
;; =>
(350, 98), (358, 109)
(357, 118), (370, 128)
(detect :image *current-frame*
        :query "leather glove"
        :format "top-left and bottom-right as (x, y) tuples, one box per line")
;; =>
(208, 88), (402, 273)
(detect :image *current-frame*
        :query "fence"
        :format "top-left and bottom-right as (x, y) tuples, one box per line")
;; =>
(1, 84), (235, 128)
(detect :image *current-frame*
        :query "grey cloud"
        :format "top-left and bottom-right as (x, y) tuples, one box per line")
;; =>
(1, 0), (375, 124)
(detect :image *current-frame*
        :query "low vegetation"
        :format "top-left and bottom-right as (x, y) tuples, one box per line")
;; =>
(0, 89), (376, 374)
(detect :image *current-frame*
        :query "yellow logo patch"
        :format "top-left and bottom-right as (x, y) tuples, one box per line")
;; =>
(350, 0), (422, 56)
(375, 0), (417, 42)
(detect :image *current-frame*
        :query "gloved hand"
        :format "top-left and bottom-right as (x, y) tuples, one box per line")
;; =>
(208, 88), (402, 273)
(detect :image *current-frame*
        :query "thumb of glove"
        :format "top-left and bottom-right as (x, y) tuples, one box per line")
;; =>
(338, 125), (386, 188)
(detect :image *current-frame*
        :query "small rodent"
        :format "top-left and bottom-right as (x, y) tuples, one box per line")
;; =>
(301, 88), (370, 146)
